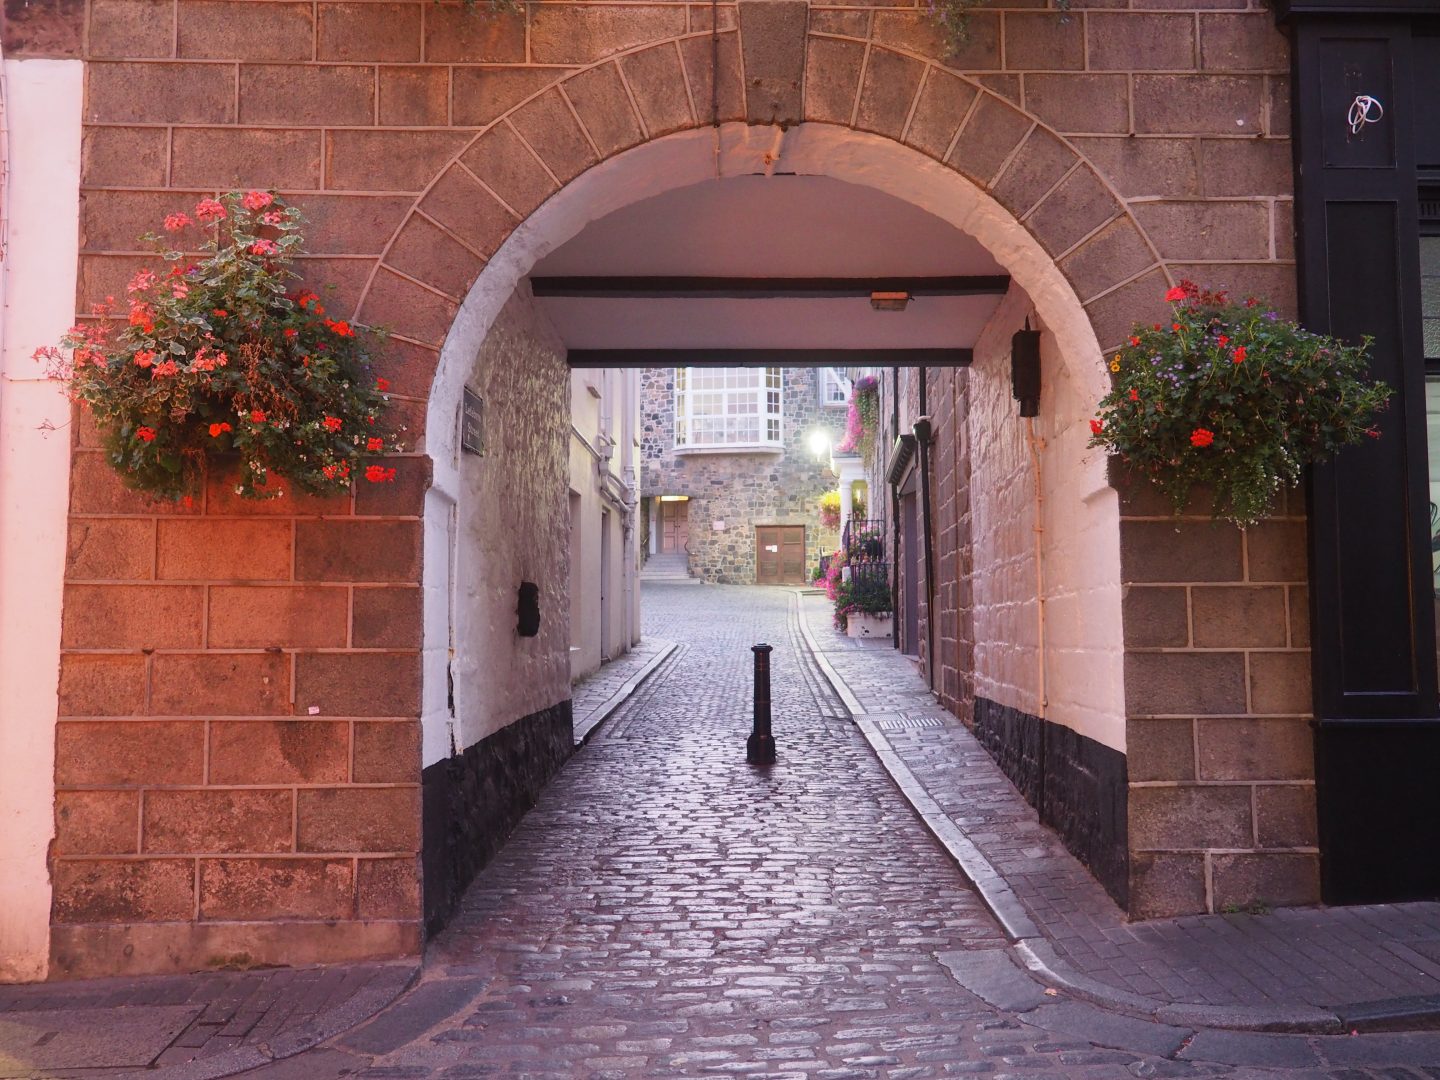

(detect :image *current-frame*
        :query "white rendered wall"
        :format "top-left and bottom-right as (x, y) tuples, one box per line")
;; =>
(969, 286), (1126, 753)
(0, 57), (83, 981)
(568, 366), (641, 682)
(423, 123), (1124, 762)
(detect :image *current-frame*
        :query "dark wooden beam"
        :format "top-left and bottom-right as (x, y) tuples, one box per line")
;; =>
(567, 348), (972, 368)
(533, 276), (1010, 299)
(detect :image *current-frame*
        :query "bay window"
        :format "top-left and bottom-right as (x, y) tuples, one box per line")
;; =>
(674, 367), (782, 450)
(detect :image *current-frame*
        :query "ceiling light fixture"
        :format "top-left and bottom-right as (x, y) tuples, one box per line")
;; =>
(870, 291), (911, 312)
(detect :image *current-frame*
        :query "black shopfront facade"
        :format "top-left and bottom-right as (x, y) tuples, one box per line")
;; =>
(1279, 0), (1440, 904)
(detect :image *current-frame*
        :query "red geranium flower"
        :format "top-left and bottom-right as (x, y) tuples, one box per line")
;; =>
(249, 239), (279, 257)
(163, 213), (191, 232)
(250, 410), (267, 423)
(1232, 346), (1247, 364)
(137, 426), (156, 442)
(364, 465), (396, 483)
(1190, 428), (1215, 448)
(322, 416), (343, 433)
(366, 437), (384, 452)
(195, 198), (226, 222)
(1171, 322), (1182, 332)
(1165, 286), (1187, 302)
(208, 422), (233, 438)
(1089, 419), (1104, 435)
(1128, 336), (1141, 347)
(1128, 388), (1140, 401)
(375, 377), (390, 392)
(133, 350), (156, 369)
(212, 308), (228, 318)
(241, 190), (274, 211)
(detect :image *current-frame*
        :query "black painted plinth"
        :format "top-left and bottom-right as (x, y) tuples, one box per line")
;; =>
(421, 701), (574, 934)
(973, 697), (1129, 908)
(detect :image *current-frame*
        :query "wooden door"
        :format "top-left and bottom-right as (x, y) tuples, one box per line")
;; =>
(659, 500), (689, 553)
(755, 526), (806, 585)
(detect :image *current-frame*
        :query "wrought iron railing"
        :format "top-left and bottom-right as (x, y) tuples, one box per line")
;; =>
(842, 518), (886, 563)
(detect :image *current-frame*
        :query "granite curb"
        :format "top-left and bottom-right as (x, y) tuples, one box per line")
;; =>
(572, 638), (679, 746)
(789, 589), (1440, 1041)
(96, 962), (420, 1080)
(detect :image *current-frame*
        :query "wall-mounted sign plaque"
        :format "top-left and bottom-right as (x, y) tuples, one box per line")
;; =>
(461, 388), (484, 456)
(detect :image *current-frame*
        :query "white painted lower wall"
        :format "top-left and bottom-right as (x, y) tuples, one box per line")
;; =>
(0, 57), (83, 982)
(969, 286), (1126, 753)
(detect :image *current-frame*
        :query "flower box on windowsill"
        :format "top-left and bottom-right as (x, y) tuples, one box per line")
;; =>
(846, 612), (892, 639)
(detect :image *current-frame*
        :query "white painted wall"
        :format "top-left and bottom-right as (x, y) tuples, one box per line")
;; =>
(969, 286), (1127, 753)
(0, 57), (83, 982)
(568, 365), (641, 681)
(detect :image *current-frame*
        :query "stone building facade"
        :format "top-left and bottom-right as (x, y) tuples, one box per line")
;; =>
(640, 367), (844, 584)
(0, 0), (1435, 981)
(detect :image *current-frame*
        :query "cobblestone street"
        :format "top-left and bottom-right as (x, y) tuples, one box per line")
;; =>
(8, 585), (1439, 1079)
(257, 585), (1436, 1079)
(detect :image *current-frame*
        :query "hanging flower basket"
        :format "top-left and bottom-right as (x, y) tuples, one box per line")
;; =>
(835, 375), (880, 460)
(818, 490), (842, 530)
(1087, 281), (1391, 528)
(38, 190), (400, 502)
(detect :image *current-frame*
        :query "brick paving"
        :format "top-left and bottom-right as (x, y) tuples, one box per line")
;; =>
(797, 590), (1440, 1019)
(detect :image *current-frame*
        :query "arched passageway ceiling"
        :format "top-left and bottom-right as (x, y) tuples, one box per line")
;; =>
(529, 174), (1011, 353)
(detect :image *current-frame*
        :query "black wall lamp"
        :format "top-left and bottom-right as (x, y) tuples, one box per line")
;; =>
(1011, 320), (1041, 418)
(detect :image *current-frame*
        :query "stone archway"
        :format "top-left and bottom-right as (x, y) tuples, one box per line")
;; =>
(41, 7), (1306, 979)
(412, 118), (1129, 926)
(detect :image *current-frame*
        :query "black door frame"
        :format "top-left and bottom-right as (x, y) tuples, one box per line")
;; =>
(1279, 0), (1440, 904)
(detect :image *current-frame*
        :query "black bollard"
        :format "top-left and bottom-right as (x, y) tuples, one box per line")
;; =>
(747, 644), (777, 765)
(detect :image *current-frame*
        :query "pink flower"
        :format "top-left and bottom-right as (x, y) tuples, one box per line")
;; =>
(126, 269), (156, 294)
(241, 190), (274, 212)
(163, 213), (191, 232)
(152, 359), (179, 377)
(195, 198), (226, 222)
(262, 210), (284, 225)
(249, 239), (279, 257)
(133, 350), (156, 369)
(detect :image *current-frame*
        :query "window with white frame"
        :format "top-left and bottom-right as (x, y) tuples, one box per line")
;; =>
(674, 367), (783, 449)
(820, 367), (850, 407)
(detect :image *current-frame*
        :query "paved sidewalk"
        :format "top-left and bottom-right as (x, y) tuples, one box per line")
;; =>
(570, 635), (677, 744)
(797, 590), (1440, 1034)
(0, 961), (415, 1079)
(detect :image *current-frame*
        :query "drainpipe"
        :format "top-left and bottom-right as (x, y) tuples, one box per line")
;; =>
(915, 369), (936, 692)
(891, 367), (901, 650)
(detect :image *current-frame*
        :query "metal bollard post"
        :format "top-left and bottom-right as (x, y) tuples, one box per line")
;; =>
(747, 643), (777, 765)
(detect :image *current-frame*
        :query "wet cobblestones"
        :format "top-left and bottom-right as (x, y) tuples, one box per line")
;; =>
(276, 586), (1440, 1079)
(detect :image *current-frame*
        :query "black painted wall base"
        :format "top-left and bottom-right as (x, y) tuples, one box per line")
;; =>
(973, 697), (1130, 908)
(421, 701), (574, 934)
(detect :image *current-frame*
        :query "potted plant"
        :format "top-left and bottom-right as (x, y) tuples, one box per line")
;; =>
(38, 190), (399, 502)
(818, 490), (842, 530)
(834, 571), (892, 637)
(1087, 281), (1391, 528)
